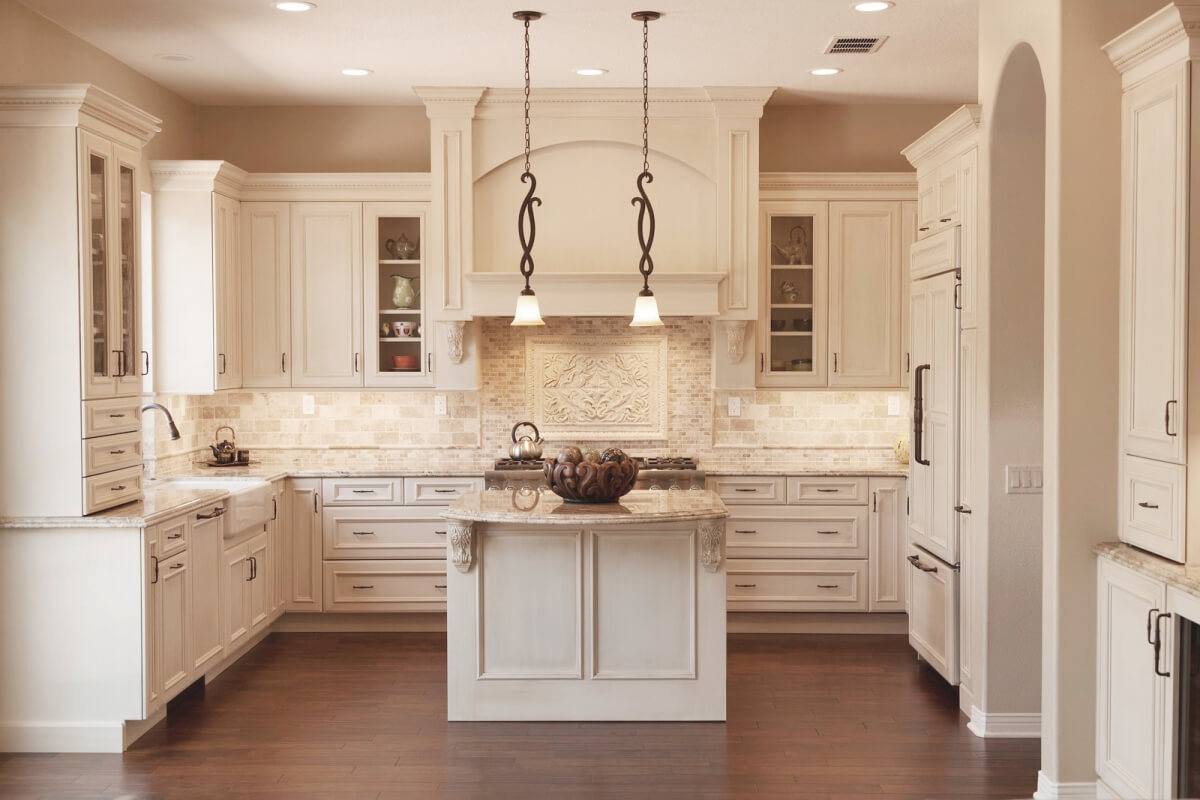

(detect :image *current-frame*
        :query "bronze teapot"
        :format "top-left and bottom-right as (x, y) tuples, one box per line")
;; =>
(209, 425), (238, 464)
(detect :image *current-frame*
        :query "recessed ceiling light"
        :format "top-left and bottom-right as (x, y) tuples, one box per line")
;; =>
(575, 68), (608, 76)
(274, 1), (316, 11)
(340, 68), (373, 77)
(810, 67), (843, 76)
(853, 1), (893, 10)
(155, 53), (193, 62)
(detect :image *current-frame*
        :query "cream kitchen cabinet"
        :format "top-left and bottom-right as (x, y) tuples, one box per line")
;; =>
(189, 502), (227, 673)
(717, 474), (906, 613)
(223, 528), (272, 653)
(0, 85), (158, 518)
(290, 202), (364, 387)
(286, 478), (323, 610)
(757, 195), (906, 389)
(901, 106), (980, 331)
(1105, 9), (1200, 564)
(144, 511), (194, 716)
(240, 202), (291, 388)
(1096, 555), (1174, 800)
(270, 478), (287, 617)
(150, 161), (247, 394)
(364, 203), (432, 387)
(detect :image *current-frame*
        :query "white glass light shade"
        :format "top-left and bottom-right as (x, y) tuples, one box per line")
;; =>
(511, 291), (546, 326)
(630, 292), (664, 327)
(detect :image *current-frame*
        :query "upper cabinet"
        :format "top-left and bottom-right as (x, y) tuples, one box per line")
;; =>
(754, 175), (913, 390)
(0, 85), (159, 517)
(364, 203), (431, 387)
(1105, 3), (1200, 563)
(150, 161), (247, 395)
(901, 106), (981, 331)
(240, 202), (291, 388)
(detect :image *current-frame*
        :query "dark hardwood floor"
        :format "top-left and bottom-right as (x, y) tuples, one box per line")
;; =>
(0, 633), (1040, 799)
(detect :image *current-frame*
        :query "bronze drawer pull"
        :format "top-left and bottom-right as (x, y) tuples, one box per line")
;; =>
(1138, 501), (1160, 510)
(110, 485), (127, 491)
(734, 583), (757, 589)
(433, 488), (457, 493)
(197, 507), (226, 520)
(351, 489), (375, 494)
(108, 413), (126, 418)
(352, 584), (374, 590)
(434, 530), (447, 535)
(816, 530), (838, 535)
(817, 584), (839, 589)
(939, 217), (952, 223)
(109, 449), (126, 455)
(169, 562), (184, 571)
(167, 533), (182, 540)
(733, 529), (757, 535)
(351, 531), (375, 536)
(434, 584), (447, 589)
(733, 488), (758, 493)
(816, 488), (839, 493)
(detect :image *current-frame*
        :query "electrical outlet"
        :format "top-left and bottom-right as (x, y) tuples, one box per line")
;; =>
(434, 395), (447, 416)
(887, 395), (901, 416)
(302, 394), (315, 415)
(1006, 465), (1043, 494)
(727, 396), (741, 417)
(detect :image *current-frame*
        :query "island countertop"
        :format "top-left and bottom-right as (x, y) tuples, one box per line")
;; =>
(441, 488), (728, 525)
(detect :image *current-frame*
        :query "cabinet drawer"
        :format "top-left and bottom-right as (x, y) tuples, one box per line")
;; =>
(726, 558), (868, 612)
(1120, 455), (1185, 563)
(727, 506), (868, 559)
(323, 560), (447, 612)
(709, 476), (786, 504)
(787, 476), (867, 505)
(82, 430), (142, 476)
(82, 397), (141, 438)
(323, 506), (448, 560)
(321, 477), (403, 505)
(84, 465), (142, 514)
(159, 515), (189, 557)
(404, 477), (483, 505)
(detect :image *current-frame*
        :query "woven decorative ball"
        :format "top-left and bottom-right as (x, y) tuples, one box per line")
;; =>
(543, 451), (640, 504)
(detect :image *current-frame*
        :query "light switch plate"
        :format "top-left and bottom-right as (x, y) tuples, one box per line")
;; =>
(727, 396), (741, 417)
(434, 395), (447, 416)
(1006, 465), (1043, 494)
(302, 394), (315, 415)
(887, 395), (901, 416)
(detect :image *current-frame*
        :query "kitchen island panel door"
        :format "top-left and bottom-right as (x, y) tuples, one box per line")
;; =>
(477, 530), (582, 679)
(592, 530), (695, 679)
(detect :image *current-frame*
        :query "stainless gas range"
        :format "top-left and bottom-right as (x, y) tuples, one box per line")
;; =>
(484, 456), (705, 492)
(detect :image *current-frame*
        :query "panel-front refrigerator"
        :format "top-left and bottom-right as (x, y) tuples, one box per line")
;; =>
(907, 226), (962, 685)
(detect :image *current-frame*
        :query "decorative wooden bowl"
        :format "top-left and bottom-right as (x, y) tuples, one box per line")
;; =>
(543, 457), (640, 504)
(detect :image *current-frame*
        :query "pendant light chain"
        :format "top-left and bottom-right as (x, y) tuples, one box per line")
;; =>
(631, 11), (660, 295)
(523, 15), (532, 174)
(641, 16), (650, 174)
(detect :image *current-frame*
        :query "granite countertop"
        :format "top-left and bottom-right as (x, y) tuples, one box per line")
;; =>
(442, 488), (729, 525)
(1095, 541), (1200, 598)
(0, 486), (230, 529)
(701, 463), (908, 477)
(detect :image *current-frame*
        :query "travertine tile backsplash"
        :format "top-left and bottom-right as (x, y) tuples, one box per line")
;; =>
(147, 317), (908, 473)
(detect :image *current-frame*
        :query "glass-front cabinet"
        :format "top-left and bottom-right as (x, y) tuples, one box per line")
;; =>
(363, 202), (430, 387)
(80, 131), (142, 399)
(759, 202), (827, 387)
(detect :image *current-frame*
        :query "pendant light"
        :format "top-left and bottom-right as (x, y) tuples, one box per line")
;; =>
(629, 11), (665, 327)
(510, 11), (547, 326)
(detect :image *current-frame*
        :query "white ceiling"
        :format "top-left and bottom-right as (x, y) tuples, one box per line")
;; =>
(19, 0), (979, 106)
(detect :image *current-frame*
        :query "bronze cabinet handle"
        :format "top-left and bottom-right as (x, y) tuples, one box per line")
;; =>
(351, 531), (375, 536)
(1138, 501), (1160, 510)
(913, 364), (931, 466)
(734, 583), (757, 589)
(352, 584), (374, 590)
(733, 529), (757, 535)
(167, 533), (182, 540)
(817, 584), (839, 589)
(151, 556), (159, 584)
(111, 485), (126, 491)
(434, 584), (447, 589)
(196, 506), (226, 520)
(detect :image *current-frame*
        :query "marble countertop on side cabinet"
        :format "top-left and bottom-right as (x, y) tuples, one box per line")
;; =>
(442, 489), (729, 526)
(1095, 541), (1200, 599)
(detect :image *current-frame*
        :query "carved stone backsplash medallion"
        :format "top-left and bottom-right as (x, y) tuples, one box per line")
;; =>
(526, 336), (668, 441)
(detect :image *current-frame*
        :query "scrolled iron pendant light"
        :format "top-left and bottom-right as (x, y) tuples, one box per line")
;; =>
(511, 10), (546, 326)
(629, 10), (664, 327)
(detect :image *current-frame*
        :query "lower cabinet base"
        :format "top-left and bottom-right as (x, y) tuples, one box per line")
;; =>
(727, 611), (905, 634)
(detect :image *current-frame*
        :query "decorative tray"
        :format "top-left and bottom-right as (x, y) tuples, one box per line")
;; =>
(204, 460), (253, 468)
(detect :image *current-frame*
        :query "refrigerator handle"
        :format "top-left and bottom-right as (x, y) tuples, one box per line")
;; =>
(913, 364), (931, 466)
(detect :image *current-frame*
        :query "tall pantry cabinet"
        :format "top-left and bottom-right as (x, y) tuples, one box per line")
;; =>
(0, 85), (160, 517)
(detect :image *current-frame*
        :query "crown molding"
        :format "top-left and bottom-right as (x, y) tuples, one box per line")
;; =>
(0, 84), (161, 145)
(760, 172), (916, 201)
(468, 86), (774, 120)
(413, 87), (486, 119)
(150, 160), (249, 195)
(1105, 1), (1200, 78)
(900, 104), (981, 169)
(240, 172), (432, 202)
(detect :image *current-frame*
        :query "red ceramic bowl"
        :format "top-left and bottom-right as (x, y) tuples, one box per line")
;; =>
(392, 354), (418, 369)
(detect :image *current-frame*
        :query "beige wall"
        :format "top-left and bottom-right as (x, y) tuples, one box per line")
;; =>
(977, 0), (1164, 789)
(760, 104), (961, 173)
(195, 106), (430, 172)
(0, 0), (196, 161)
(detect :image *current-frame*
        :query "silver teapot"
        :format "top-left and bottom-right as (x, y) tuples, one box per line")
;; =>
(509, 421), (544, 460)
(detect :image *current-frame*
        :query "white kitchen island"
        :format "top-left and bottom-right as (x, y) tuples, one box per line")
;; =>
(441, 489), (729, 722)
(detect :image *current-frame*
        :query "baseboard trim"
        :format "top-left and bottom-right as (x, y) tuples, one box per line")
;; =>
(968, 707), (1041, 738)
(1033, 770), (1098, 799)
(272, 612), (448, 633)
(727, 611), (907, 634)
(0, 721), (127, 753)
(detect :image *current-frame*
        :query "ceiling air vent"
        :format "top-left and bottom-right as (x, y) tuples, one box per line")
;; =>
(825, 36), (888, 54)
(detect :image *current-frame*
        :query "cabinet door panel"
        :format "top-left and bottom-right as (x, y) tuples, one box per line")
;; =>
(225, 545), (249, 651)
(248, 530), (271, 633)
(160, 550), (191, 697)
(868, 478), (906, 612)
(1120, 66), (1187, 463)
(290, 203), (363, 386)
(829, 202), (902, 387)
(213, 193), (241, 390)
(958, 147), (978, 329)
(1096, 558), (1167, 800)
(241, 202), (291, 387)
(934, 159), (960, 228)
(145, 526), (161, 714)
(758, 202), (827, 387)
(287, 479), (323, 610)
(113, 146), (141, 396)
(80, 131), (116, 399)
(190, 510), (225, 673)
